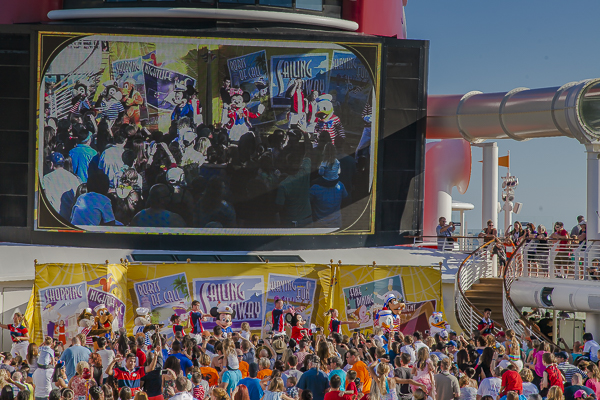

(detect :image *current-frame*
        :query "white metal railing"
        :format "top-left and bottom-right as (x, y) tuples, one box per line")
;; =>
(517, 239), (599, 280)
(413, 236), (488, 253)
(454, 240), (503, 337)
(502, 241), (553, 343)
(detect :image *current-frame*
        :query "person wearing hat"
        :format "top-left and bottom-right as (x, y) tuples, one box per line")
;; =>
(577, 219), (587, 245)
(42, 151), (81, 220)
(309, 142), (348, 228)
(571, 215), (586, 237)
(69, 122), (98, 183)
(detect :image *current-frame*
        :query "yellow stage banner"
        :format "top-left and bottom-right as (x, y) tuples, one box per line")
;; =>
(27, 263), (443, 344)
(28, 263), (127, 344)
(328, 265), (444, 336)
(125, 262), (332, 337)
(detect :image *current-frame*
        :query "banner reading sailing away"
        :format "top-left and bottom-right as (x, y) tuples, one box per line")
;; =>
(193, 276), (265, 330)
(270, 53), (330, 108)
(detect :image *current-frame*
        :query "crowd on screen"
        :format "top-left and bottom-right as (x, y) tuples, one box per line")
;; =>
(42, 111), (370, 230)
(1, 303), (600, 400)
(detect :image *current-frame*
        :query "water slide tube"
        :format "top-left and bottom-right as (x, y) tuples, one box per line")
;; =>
(422, 79), (600, 239)
(426, 79), (600, 144)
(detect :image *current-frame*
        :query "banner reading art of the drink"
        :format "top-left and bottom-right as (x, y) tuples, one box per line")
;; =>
(264, 273), (317, 333)
(134, 272), (191, 332)
(39, 282), (88, 345)
(270, 53), (330, 108)
(87, 286), (126, 332)
(193, 276), (265, 330)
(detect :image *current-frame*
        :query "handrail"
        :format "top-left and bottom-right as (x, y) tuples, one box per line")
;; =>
(454, 239), (504, 337)
(502, 239), (554, 344)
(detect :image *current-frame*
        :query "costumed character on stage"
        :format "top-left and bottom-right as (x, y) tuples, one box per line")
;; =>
(285, 308), (312, 343)
(314, 94), (345, 145)
(187, 300), (209, 343)
(91, 304), (114, 341)
(428, 312), (450, 336)
(323, 308), (352, 335)
(120, 78), (144, 127)
(374, 293), (405, 334)
(171, 82), (194, 122)
(76, 308), (95, 346)
(97, 80), (124, 129)
(70, 80), (93, 115)
(221, 89), (265, 142)
(210, 304), (235, 338)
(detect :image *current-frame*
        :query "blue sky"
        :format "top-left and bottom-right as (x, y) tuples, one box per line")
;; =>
(406, 0), (599, 233)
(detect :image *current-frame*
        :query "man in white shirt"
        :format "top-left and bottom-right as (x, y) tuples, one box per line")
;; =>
(168, 376), (194, 400)
(583, 333), (600, 362)
(412, 331), (428, 353)
(96, 337), (115, 383)
(43, 152), (81, 219)
(476, 366), (502, 400)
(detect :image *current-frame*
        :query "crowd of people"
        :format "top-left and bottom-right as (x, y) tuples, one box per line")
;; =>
(42, 112), (369, 229)
(1, 309), (600, 400)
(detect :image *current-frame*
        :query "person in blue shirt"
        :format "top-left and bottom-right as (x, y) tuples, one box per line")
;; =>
(59, 336), (91, 380)
(170, 341), (193, 373)
(327, 357), (346, 392)
(69, 123), (98, 183)
(297, 355), (330, 400)
(221, 358), (242, 396)
(238, 363), (264, 400)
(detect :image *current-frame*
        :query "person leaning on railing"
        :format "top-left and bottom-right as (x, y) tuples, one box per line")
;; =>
(478, 220), (497, 242)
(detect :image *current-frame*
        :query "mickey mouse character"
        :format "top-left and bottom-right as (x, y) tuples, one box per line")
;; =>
(210, 304), (236, 338)
(69, 80), (93, 115)
(285, 312), (311, 343)
(221, 90), (265, 142)
(98, 80), (124, 129)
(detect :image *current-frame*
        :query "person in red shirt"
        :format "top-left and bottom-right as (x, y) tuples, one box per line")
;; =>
(324, 375), (353, 400)
(135, 336), (147, 367)
(541, 353), (564, 397)
(106, 336), (160, 395)
(550, 221), (570, 278)
(500, 364), (523, 396)
(477, 308), (495, 337)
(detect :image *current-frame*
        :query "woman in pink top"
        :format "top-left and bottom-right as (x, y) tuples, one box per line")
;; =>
(586, 364), (600, 397)
(525, 342), (550, 387)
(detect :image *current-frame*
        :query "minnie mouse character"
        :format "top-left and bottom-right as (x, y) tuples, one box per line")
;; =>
(221, 89), (265, 142)
(210, 304), (236, 338)
(285, 311), (311, 343)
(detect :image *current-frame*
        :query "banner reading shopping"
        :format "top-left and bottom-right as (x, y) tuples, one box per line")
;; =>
(193, 276), (265, 330)
(39, 282), (87, 345)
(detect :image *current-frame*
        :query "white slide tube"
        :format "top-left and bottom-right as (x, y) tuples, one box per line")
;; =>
(426, 78), (600, 145)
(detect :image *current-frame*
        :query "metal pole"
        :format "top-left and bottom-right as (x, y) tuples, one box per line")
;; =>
(553, 309), (558, 344)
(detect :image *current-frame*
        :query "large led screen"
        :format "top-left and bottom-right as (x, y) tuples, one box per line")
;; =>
(36, 33), (380, 235)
